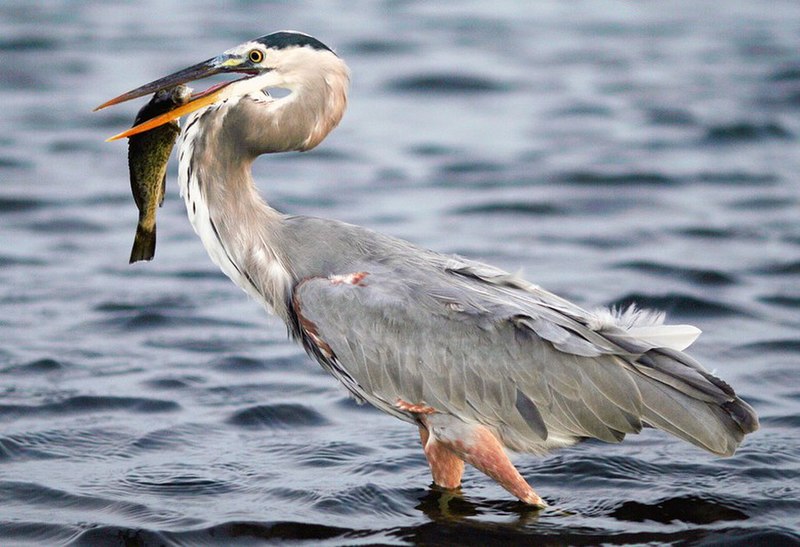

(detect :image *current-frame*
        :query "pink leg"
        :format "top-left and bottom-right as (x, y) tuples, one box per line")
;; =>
(450, 424), (547, 507)
(398, 399), (546, 507)
(397, 399), (464, 489)
(419, 426), (464, 489)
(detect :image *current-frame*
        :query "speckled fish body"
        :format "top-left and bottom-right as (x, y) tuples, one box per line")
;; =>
(127, 85), (191, 263)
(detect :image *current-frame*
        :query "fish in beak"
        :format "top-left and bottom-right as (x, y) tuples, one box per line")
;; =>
(95, 55), (259, 141)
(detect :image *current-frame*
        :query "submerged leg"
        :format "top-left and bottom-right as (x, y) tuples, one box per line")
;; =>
(429, 416), (547, 508)
(398, 399), (546, 508)
(455, 424), (547, 507)
(419, 426), (464, 489)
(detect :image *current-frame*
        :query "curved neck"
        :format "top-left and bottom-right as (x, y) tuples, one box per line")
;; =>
(177, 60), (349, 319)
(219, 58), (349, 156)
(181, 127), (292, 317)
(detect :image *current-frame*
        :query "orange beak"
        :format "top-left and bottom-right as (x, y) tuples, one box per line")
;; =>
(95, 55), (258, 141)
(103, 85), (229, 142)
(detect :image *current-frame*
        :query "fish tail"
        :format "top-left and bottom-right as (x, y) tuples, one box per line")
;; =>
(129, 223), (156, 263)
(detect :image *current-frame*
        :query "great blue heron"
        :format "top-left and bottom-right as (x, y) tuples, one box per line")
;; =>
(95, 31), (758, 507)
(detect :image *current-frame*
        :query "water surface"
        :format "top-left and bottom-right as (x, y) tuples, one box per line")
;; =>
(1, 1), (799, 545)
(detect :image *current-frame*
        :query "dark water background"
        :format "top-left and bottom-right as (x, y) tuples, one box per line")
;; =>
(2, 1), (800, 545)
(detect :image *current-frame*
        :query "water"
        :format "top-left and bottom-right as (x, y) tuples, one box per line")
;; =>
(2, 1), (799, 545)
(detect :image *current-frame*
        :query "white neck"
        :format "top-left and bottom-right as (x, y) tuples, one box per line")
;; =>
(177, 104), (292, 318)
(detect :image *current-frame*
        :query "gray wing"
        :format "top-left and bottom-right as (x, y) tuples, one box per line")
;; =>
(290, 259), (757, 456)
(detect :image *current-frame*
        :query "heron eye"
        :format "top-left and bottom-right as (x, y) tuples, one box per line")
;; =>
(248, 49), (264, 63)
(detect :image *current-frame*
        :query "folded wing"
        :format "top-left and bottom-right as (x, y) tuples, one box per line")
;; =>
(290, 258), (758, 456)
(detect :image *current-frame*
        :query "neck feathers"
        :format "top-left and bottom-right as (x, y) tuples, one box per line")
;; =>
(242, 56), (349, 154)
(298, 63), (349, 150)
(178, 116), (292, 317)
(174, 54), (349, 318)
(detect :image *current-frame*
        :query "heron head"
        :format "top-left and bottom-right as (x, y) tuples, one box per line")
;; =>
(95, 31), (341, 141)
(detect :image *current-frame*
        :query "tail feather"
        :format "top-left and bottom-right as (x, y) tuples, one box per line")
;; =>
(633, 349), (732, 404)
(722, 398), (759, 436)
(633, 348), (759, 456)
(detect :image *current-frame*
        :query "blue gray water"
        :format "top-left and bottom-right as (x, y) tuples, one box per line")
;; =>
(2, 1), (800, 545)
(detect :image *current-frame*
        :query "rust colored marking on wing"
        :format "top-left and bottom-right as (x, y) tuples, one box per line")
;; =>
(329, 271), (369, 287)
(291, 281), (335, 360)
(396, 398), (437, 415)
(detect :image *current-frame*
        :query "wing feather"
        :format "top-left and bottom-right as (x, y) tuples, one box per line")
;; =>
(290, 258), (756, 455)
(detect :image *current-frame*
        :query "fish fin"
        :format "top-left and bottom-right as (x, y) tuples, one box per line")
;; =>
(129, 224), (156, 263)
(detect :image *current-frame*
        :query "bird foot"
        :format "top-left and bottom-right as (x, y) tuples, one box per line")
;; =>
(519, 491), (548, 509)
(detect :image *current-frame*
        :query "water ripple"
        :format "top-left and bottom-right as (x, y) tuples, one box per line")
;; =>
(753, 259), (800, 276)
(143, 374), (206, 390)
(0, 254), (46, 267)
(703, 121), (793, 143)
(314, 483), (418, 517)
(146, 336), (249, 354)
(0, 36), (59, 51)
(610, 494), (749, 524)
(0, 357), (67, 375)
(0, 522), (79, 546)
(120, 463), (240, 496)
(70, 520), (358, 546)
(0, 196), (47, 213)
(210, 355), (271, 373)
(2, 3), (799, 544)
(610, 292), (743, 318)
(759, 294), (800, 309)
(0, 396), (179, 419)
(130, 423), (222, 452)
(0, 480), (194, 528)
(614, 260), (737, 286)
(555, 171), (677, 186)
(87, 310), (251, 332)
(736, 339), (800, 355)
(23, 217), (105, 234)
(694, 172), (779, 186)
(93, 295), (196, 312)
(646, 107), (697, 126)
(1, 427), (139, 461)
(388, 73), (510, 94)
(452, 201), (563, 217)
(226, 403), (329, 429)
(294, 440), (374, 468)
